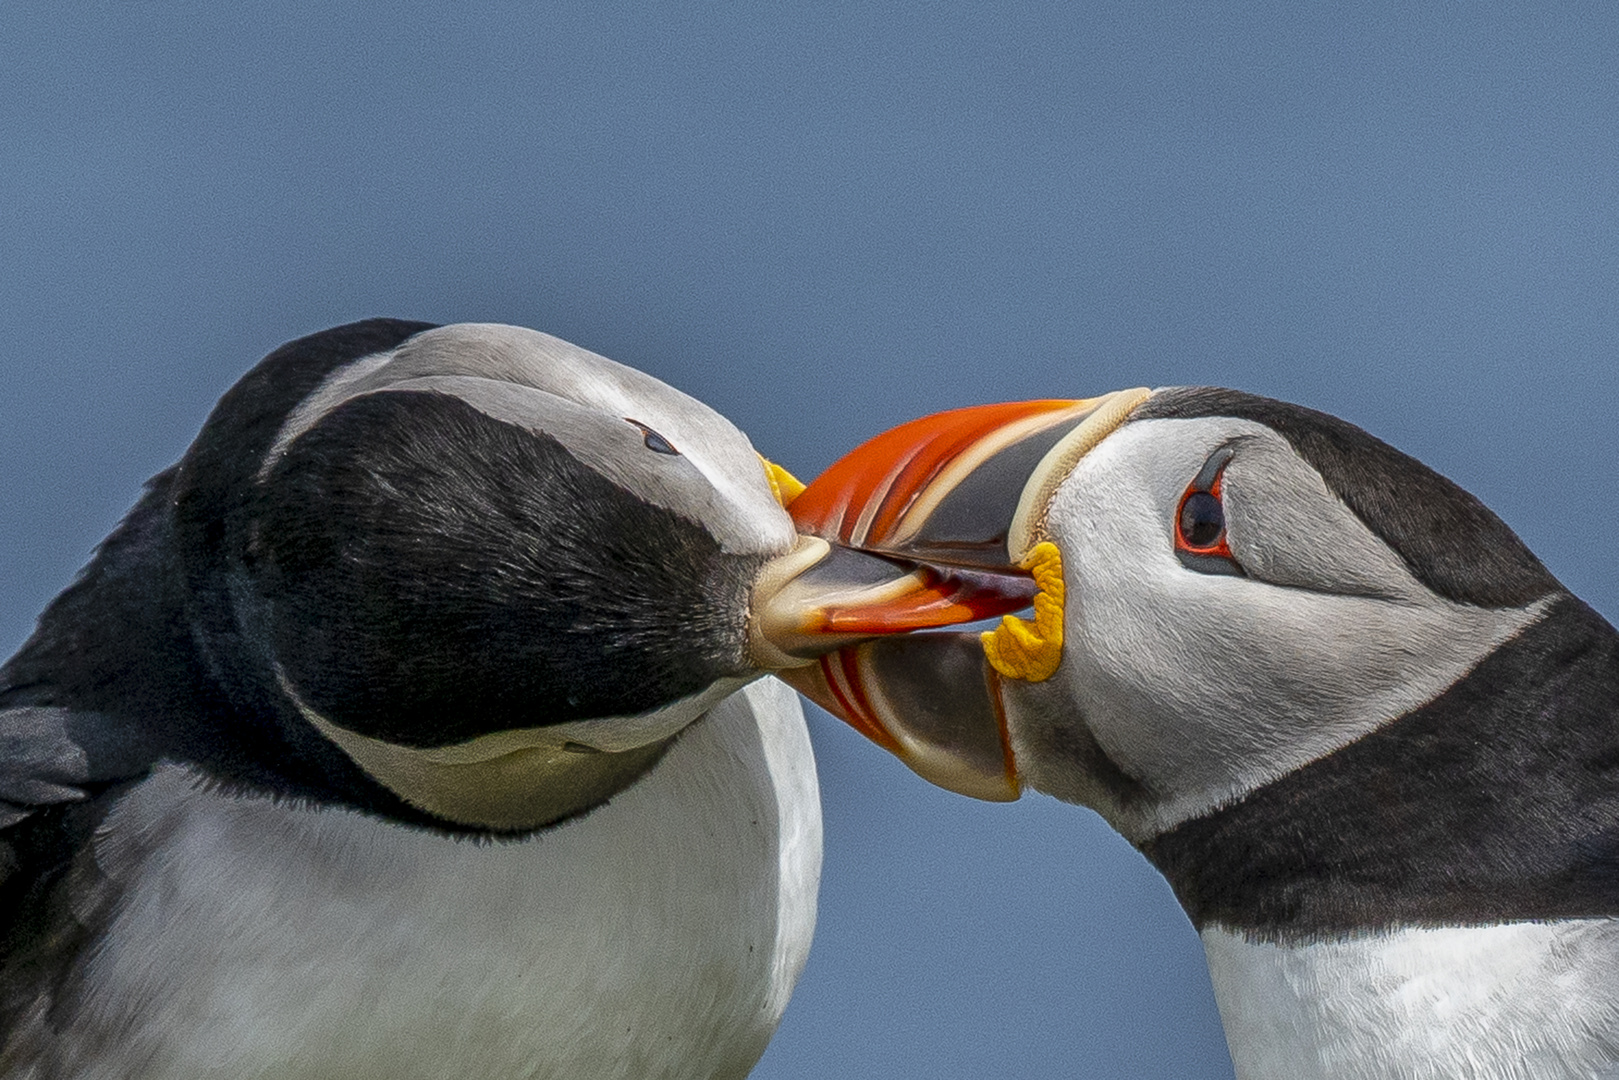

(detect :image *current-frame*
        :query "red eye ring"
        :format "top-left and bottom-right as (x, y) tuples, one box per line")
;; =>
(1175, 470), (1235, 560)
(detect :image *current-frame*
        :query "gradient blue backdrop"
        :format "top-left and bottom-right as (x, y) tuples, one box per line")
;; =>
(4, 5), (1616, 1077)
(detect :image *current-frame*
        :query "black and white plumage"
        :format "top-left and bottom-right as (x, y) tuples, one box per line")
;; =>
(0, 319), (852, 1079)
(785, 387), (1619, 1079)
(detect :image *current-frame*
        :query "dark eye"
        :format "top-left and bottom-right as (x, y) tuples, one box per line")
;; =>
(1174, 448), (1243, 576)
(627, 420), (680, 456)
(1178, 491), (1225, 549)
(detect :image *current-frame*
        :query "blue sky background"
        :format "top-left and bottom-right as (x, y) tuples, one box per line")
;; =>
(4, 5), (1617, 1077)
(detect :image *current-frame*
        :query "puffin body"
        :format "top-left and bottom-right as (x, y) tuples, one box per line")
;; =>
(0, 319), (900, 1078)
(785, 387), (1619, 1079)
(11, 682), (816, 1080)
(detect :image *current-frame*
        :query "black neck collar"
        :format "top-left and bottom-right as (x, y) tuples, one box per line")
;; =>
(1141, 596), (1619, 940)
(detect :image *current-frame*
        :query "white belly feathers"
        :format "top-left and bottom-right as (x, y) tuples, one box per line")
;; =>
(1204, 921), (1619, 1080)
(60, 678), (820, 1080)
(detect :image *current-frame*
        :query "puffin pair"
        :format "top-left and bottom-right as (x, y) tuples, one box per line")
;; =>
(786, 388), (1619, 1080)
(6, 319), (1606, 1079)
(0, 320), (986, 1079)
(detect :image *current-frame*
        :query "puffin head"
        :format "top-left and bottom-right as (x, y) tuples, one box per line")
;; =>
(170, 319), (996, 832)
(783, 386), (1563, 841)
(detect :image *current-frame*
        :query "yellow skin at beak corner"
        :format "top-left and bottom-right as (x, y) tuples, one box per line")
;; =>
(760, 456), (807, 508)
(981, 541), (1065, 683)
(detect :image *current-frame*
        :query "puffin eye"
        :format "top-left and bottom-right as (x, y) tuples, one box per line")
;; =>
(1174, 448), (1243, 576)
(1178, 491), (1225, 549)
(626, 420), (680, 456)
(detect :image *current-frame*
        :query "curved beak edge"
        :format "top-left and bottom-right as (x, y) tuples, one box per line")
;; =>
(779, 634), (1020, 802)
(746, 538), (1026, 801)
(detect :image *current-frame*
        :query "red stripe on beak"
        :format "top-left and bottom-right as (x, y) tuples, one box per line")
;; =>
(822, 650), (901, 754)
(789, 399), (1088, 549)
(814, 564), (1040, 636)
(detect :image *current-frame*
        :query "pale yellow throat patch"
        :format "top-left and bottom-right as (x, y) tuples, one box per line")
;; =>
(278, 670), (738, 831)
(982, 541), (1065, 682)
(303, 713), (670, 832)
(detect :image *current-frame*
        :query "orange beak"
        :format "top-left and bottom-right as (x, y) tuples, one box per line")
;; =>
(768, 390), (1150, 800)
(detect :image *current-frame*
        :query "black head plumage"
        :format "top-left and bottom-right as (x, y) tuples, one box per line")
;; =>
(246, 389), (758, 747)
(2, 318), (765, 828)
(1134, 387), (1560, 608)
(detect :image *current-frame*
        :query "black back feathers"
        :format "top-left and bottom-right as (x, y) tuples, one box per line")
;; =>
(1134, 388), (1561, 608)
(2, 321), (459, 828)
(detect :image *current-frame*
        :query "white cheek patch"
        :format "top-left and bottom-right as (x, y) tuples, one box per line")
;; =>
(1008, 417), (1547, 842)
(369, 375), (778, 552)
(261, 324), (794, 556)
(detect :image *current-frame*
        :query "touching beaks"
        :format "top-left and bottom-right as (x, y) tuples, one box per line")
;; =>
(749, 450), (1041, 669)
(781, 632), (1021, 801)
(758, 390), (1151, 800)
(747, 537), (1040, 669)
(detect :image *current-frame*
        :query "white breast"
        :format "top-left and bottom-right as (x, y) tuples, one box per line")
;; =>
(1203, 921), (1619, 1080)
(54, 678), (820, 1080)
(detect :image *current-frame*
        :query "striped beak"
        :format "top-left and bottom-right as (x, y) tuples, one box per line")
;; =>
(768, 390), (1150, 800)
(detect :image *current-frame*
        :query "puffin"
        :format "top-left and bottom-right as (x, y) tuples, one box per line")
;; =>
(0, 318), (978, 1079)
(781, 387), (1619, 1080)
